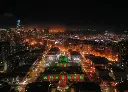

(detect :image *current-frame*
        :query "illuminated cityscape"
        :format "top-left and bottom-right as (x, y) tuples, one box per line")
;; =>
(0, 2), (128, 92)
(0, 19), (128, 92)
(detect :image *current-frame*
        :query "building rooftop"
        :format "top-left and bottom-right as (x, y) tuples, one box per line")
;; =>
(13, 65), (31, 74)
(0, 41), (10, 45)
(117, 79), (128, 92)
(95, 66), (109, 72)
(100, 75), (114, 81)
(86, 56), (109, 65)
(72, 82), (101, 92)
(0, 81), (11, 92)
(0, 73), (25, 79)
(110, 66), (125, 72)
(70, 51), (81, 55)
(47, 52), (55, 55)
(25, 82), (50, 92)
(43, 66), (83, 74)
(49, 47), (60, 52)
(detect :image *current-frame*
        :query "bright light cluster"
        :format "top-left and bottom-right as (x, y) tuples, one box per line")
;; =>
(42, 74), (84, 81)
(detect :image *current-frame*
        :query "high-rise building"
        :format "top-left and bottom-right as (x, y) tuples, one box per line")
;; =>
(16, 20), (22, 32)
(0, 42), (11, 72)
(0, 42), (10, 60)
(16, 20), (21, 29)
(118, 40), (128, 66)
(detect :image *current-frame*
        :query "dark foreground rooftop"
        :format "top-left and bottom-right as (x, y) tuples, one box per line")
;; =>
(43, 66), (83, 74)
(49, 47), (60, 52)
(25, 82), (50, 92)
(70, 51), (81, 55)
(86, 56), (109, 65)
(117, 79), (128, 92)
(72, 82), (101, 92)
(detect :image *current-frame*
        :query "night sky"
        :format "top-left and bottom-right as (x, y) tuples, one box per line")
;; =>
(1, 1), (128, 29)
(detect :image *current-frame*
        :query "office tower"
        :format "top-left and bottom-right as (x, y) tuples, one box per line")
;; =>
(118, 40), (128, 66)
(16, 20), (21, 29)
(0, 42), (10, 61)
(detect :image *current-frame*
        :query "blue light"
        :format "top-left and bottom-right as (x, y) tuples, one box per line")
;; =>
(17, 20), (20, 23)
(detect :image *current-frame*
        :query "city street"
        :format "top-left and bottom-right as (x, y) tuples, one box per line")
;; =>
(17, 48), (50, 92)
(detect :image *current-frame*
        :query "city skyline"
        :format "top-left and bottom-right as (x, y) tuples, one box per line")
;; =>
(0, 14), (128, 33)
(0, 1), (128, 92)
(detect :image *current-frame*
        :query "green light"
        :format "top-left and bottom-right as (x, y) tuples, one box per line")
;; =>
(59, 58), (63, 61)
(43, 76), (47, 80)
(59, 57), (68, 63)
(80, 75), (83, 80)
(60, 63), (62, 67)
(64, 63), (66, 67)
(56, 75), (59, 79)
(62, 53), (64, 56)
(64, 58), (68, 62)
(74, 75), (76, 79)
(50, 76), (53, 80)
(62, 75), (64, 80)
(68, 75), (70, 79)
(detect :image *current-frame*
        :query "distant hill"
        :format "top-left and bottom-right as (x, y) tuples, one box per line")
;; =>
(0, 14), (17, 28)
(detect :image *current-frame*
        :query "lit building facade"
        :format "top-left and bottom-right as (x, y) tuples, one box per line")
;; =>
(70, 51), (82, 63)
(118, 40), (128, 65)
(0, 42), (10, 60)
(16, 20), (21, 30)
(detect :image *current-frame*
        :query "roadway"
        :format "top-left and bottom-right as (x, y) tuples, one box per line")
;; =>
(16, 45), (118, 92)
(17, 48), (50, 92)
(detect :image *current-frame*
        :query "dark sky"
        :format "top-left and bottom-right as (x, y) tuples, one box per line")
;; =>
(1, 0), (128, 27)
